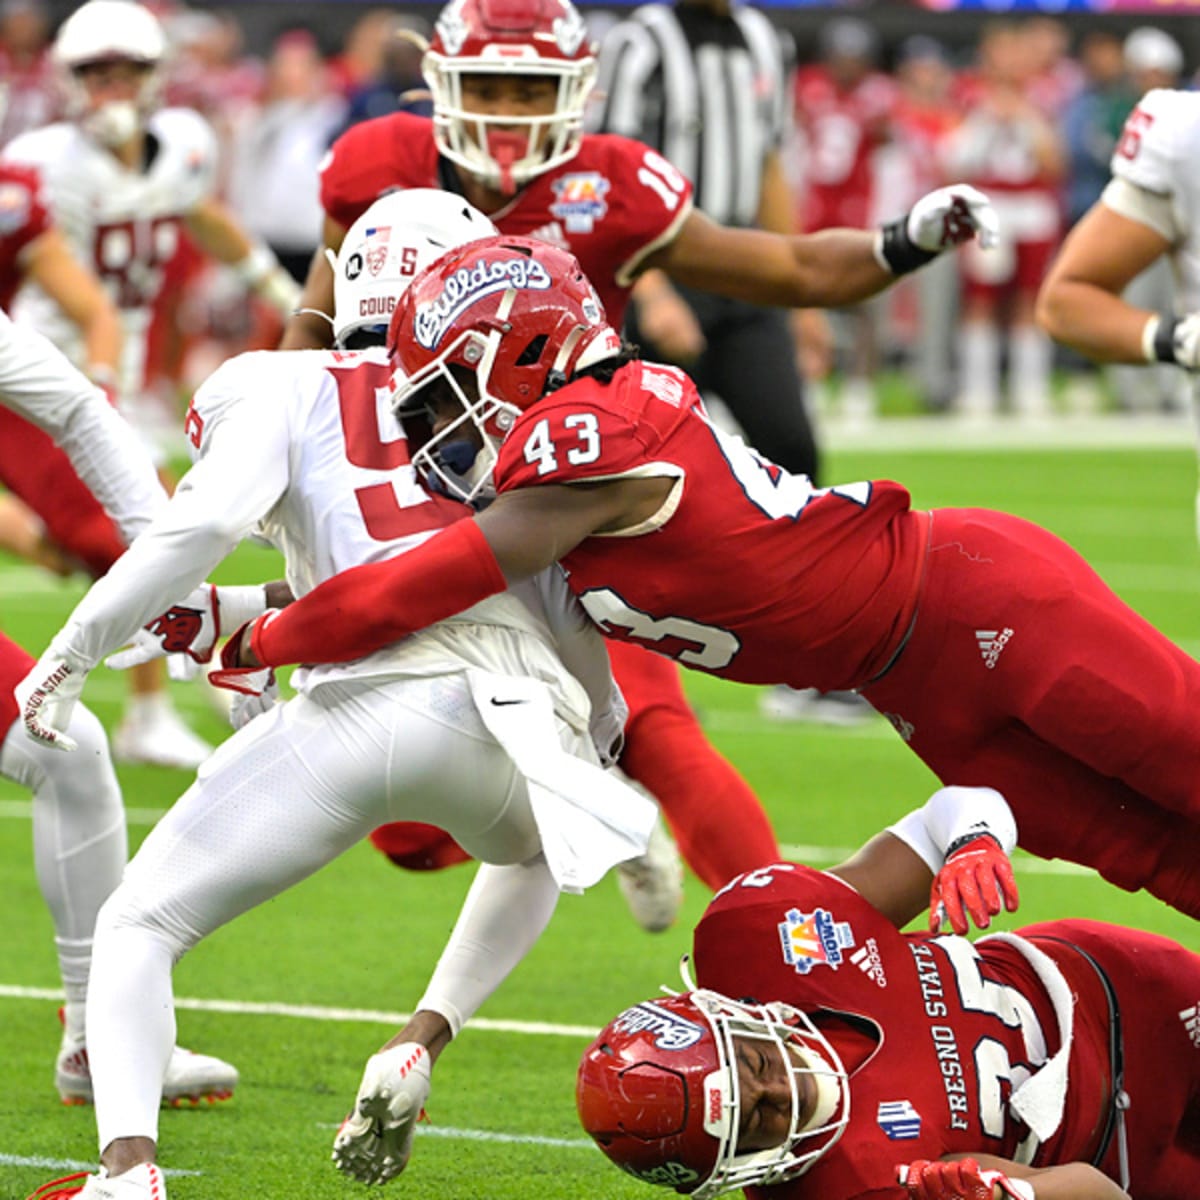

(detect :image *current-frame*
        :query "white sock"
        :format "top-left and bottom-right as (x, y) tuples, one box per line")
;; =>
(957, 323), (1000, 415)
(1010, 325), (1053, 416)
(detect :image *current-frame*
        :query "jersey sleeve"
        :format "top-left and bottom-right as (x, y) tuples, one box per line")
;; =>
(53, 352), (292, 668)
(319, 116), (406, 231)
(494, 385), (657, 493)
(159, 108), (221, 210)
(0, 162), (50, 259)
(591, 135), (694, 286)
(1110, 88), (1194, 195)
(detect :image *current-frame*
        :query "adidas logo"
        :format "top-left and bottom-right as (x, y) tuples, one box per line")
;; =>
(849, 938), (887, 987)
(528, 220), (569, 249)
(1181, 1003), (1200, 1047)
(976, 627), (1014, 669)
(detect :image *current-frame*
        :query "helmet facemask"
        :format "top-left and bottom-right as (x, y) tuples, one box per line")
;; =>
(689, 990), (850, 1197)
(392, 327), (519, 505)
(67, 59), (161, 147)
(425, 56), (596, 195)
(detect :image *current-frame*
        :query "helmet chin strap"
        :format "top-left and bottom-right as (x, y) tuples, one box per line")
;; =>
(486, 130), (527, 196)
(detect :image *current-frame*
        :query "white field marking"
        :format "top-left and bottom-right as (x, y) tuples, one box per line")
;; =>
(0, 985), (599, 1039)
(0, 1154), (200, 1177)
(318, 1122), (594, 1149)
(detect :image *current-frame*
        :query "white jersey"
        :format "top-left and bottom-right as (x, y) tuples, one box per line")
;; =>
(0, 308), (164, 543)
(1106, 88), (1200, 311)
(53, 347), (613, 734)
(1, 107), (219, 394)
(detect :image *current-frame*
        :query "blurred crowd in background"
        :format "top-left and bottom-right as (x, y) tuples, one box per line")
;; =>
(0, 0), (1191, 424)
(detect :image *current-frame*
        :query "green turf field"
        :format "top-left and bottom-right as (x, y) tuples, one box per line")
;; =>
(2, 431), (1199, 1199)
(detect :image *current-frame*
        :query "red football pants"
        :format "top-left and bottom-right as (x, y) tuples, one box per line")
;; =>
(863, 508), (1200, 916)
(0, 406), (125, 578)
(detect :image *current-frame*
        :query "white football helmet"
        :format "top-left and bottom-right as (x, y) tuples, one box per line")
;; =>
(423, 0), (596, 195)
(330, 188), (499, 350)
(53, 0), (166, 148)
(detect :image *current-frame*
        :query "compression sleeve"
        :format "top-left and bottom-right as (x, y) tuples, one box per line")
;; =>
(252, 518), (509, 667)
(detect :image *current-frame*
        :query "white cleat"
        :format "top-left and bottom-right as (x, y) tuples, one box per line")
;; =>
(758, 685), (875, 727)
(25, 1163), (167, 1200)
(333, 1043), (432, 1186)
(56, 1033), (238, 1107)
(112, 704), (213, 769)
(616, 817), (684, 933)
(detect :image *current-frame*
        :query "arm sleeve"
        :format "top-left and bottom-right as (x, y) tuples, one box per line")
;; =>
(0, 311), (166, 543)
(253, 518), (508, 668)
(50, 388), (292, 667)
(886, 785), (1017, 873)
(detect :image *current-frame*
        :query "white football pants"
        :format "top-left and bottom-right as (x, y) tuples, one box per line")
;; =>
(87, 673), (570, 1152)
(0, 703), (126, 1031)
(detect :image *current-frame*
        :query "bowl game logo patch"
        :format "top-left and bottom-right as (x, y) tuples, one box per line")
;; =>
(551, 172), (610, 234)
(778, 907), (855, 974)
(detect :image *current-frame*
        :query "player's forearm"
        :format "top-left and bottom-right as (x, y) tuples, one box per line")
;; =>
(1035, 280), (1151, 364)
(251, 519), (508, 668)
(970, 1156), (1128, 1200)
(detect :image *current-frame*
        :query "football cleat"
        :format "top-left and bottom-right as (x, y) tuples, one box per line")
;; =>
(332, 1043), (432, 1186)
(56, 1016), (238, 1106)
(112, 702), (212, 769)
(616, 817), (684, 933)
(25, 1164), (167, 1200)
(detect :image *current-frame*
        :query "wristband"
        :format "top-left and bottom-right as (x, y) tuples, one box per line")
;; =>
(1152, 314), (1181, 364)
(874, 218), (939, 277)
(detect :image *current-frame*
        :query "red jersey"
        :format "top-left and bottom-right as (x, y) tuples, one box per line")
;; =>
(319, 112), (693, 327)
(794, 67), (896, 231)
(0, 161), (49, 310)
(692, 865), (1197, 1199)
(494, 360), (924, 692)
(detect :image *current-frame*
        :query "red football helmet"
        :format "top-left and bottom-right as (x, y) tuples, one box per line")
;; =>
(423, 0), (596, 193)
(577, 989), (850, 1199)
(387, 234), (620, 503)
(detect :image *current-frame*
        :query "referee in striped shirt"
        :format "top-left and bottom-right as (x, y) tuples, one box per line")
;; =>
(588, 0), (825, 482)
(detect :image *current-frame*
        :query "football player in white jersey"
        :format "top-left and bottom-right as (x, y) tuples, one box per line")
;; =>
(2, 0), (300, 768)
(0, 311), (240, 1113)
(16, 189), (652, 1200)
(1038, 87), (1200, 535)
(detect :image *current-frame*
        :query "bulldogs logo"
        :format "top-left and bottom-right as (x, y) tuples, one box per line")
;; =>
(413, 257), (552, 349)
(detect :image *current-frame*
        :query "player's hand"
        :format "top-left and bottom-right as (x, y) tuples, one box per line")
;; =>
(634, 280), (706, 364)
(907, 184), (999, 253)
(15, 645), (91, 752)
(228, 671), (279, 731)
(106, 584), (268, 670)
(899, 1158), (1032, 1200)
(931, 834), (1019, 935)
(208, 615), (276, 695)
(332, 1043), (432, 1185)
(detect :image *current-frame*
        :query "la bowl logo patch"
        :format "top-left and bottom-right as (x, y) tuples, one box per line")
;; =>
(413, 257), (552, 349)
(778, 907), (855, 974)
(551, 172), (610, 234)
(0, 182), (31, 235)
(365, 225), (391, 276)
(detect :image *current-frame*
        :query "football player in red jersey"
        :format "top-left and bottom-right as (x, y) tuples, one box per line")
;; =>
(206, 235), (1200, 932)
(576, 788), (1200, 1200)
(278, 0), (998, 905)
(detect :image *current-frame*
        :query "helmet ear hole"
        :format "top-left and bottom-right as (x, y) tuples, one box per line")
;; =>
(515, 333), (548, 366)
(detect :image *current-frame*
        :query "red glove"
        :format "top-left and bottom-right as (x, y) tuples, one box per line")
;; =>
(899, 1159), (1032, 1200)
(930, 834), (1019, 935)
(208, 615), (276, 695)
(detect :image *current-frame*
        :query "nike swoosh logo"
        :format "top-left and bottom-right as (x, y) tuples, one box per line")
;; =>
(490, 698), (528, 707)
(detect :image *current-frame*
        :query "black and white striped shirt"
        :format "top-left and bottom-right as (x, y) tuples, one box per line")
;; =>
(588, 1), (794, 229)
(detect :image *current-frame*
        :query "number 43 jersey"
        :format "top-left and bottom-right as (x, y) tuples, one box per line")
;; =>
(493, 360), (927, 692)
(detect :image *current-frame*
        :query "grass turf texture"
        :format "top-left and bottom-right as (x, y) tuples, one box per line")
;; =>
(1, 439), (1198, 1198)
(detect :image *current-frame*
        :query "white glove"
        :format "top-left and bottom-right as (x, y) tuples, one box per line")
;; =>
(1145, 313), (1200, 371)
(105, 583), (269, 670)
(876, 184), (999, 275)
(590, 684), (628, 770)
(228, 670), (279, 731)
(15, 643), (92, 752)
(332, 1043), (432, 1186)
